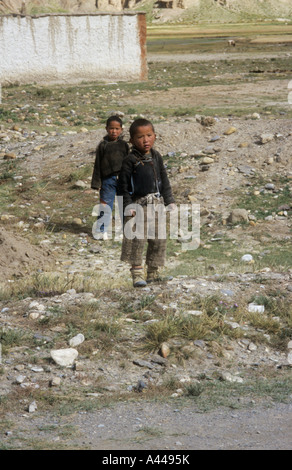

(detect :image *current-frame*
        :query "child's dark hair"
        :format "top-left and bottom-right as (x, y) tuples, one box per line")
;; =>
(106, 115), (123, 127)
(129, 118), (155, 138)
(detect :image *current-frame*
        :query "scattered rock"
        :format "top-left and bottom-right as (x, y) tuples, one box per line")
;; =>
(227, 209), (249, 224)
(50, 377), (61, 387)
(209, 135), (220, 142)
(73, 180), (87, 189)
(0, 103), (291, 444)
(185, 310), (203, 316)
(160, 342), (171, 358)
(248, 303), (265, 314)
(248, 342), (257, 351)
(31, 366), (44, 373)
(15, 375), (26, 384)
(200, 164), (210, 172)
(225, 320), (241, 329)
(193, 340), (206, 350)
(72, 218), (83, 226)
(237, 164), (255, 176)
(50, 348), (79, 367)
(219, 371), (244, 383)
(241, 254), (254, 263)
(238, 142), (249, 148)
(224, 127), (237, 135)
(3, 152), (17, 160)
(29, 311), (40, 320)
(28, 401), (37, 413)
(69, 333), (85, 347)
(200, 116), (216, 127)
(200, 156), (215, 165)
(135, 380), (147, 392)
(150, 354), (167, 366)
(260, 133), (274, 144)
(133, 359), (154, 369)
(29, 301), (45, 311)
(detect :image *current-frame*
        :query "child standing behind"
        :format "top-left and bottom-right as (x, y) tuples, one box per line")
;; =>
(118, 118), (175, 287)
(91, 115), (129, 240)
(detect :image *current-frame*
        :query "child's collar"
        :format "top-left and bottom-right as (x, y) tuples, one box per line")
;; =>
(132, 147), (154, 159)
(104, 135), (123, 142)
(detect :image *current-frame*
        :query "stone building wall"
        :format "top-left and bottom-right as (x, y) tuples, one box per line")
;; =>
(0, 12), (147, 84)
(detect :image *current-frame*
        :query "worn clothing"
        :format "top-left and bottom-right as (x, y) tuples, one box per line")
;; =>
(117, 147), (175, 212)
(118, 147), (174, 267)
(93, 175), (119, 234)
(121, 204), (167, 267)
(91, 136), (129, 190)
(91, 135), (129, 234)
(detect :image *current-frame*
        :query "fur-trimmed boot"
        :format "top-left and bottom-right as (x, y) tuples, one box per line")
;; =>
(146, 267), (160, 283)
(131, 268), (147, 288)
(147, 266), (173, 284)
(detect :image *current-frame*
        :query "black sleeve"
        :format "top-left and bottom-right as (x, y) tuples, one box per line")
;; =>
(117, 156), (135, 210)
(91, 141), (104, 190)
(157, 154), (175, 206)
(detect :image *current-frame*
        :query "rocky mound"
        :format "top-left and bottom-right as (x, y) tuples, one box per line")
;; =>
(0, 227), (53, 279)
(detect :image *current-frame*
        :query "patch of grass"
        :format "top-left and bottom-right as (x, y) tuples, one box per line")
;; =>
(246, 293), (292, 339)
(246, 311), (281, 334)
(64, 164), (93, 184)
(0, 160), (18, 182)
(137, 426), (164, 438)
(35, 87), (53, 99)
(0, 328), (34, 354)
(0, 269), (126, 302)
(189, 374), (292, 412)
(249, 293), (291, 317)
(142, 299), (243, 352)
(235, 181), (291, 220)
(183, 382), (203, 397)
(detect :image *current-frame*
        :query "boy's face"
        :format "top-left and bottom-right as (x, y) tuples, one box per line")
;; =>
(130, 124), (156, 155)
(106, 120), (123, 141)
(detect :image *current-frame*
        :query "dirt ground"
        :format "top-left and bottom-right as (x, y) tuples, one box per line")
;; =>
(0, 45), (292, 451)
(6, 401), (292, 450)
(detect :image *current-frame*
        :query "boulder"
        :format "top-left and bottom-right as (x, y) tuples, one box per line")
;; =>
(50, 348), (78, 367)
(227, 208), (249, 224)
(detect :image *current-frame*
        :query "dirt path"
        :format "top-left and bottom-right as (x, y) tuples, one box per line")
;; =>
(68, 401), (292, 450)
(117, 79), (288, 113)
(9, 402), (292, 450)
(147, 51), (292, 63)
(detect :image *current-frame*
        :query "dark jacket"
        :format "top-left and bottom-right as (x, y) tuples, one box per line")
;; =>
(91, 136), (129, 190)
(117, 147), (175, 210)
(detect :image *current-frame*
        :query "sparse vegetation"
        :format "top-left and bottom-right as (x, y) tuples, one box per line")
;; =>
(0, 21), (291, 449)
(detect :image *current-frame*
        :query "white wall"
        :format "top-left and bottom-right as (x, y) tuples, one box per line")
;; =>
(0, 13), (147, 84)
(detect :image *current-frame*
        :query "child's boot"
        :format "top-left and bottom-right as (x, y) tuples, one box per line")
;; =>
(131, 268), (147, 288)
(146, 266), (160, 283)
(147, 266), (173, 284)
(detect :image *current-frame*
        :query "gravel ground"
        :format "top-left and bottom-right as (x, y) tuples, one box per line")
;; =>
(1, 48), (292, 452)
(6, 401), (292, 450)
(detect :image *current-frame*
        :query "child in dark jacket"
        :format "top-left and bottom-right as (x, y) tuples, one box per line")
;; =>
(91, 115), (129, 240)
(118, 118), (176, 287)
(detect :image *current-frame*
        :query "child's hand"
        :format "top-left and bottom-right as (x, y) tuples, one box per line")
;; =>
(166, 203), (177, 212)
(125, 208), (136, 217)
